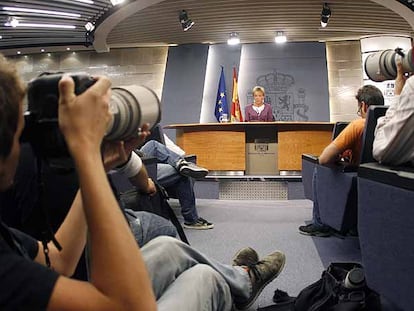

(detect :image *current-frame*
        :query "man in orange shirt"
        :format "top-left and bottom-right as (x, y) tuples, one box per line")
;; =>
(299, 85), (384, 236)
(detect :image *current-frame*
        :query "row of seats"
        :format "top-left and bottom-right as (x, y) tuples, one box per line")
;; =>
(302, 106), (414, 310)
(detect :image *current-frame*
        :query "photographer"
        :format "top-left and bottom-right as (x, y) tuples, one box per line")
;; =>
(0, 55), (156, 309)
(373, 62), (414, 165)
(0, 55), (286, 310)
(299, 85), (384, 237)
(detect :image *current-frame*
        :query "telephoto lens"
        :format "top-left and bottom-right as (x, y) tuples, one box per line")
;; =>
(344, 267), (365, 289)
(365, 48), (414, 82)
(105, 85), (161, 141)
(24, 73), (161, 167)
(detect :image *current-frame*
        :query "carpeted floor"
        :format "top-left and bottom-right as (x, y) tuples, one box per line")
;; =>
(169, 198), (362, 310)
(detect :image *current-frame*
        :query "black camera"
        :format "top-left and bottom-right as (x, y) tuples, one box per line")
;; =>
(365, 48), (414, 82)
(22, 73), (161, 167)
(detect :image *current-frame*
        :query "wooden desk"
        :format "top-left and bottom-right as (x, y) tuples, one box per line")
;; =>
(165, 122), (333, 172)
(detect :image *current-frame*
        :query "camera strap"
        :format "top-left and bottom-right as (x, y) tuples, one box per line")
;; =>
(35, 157), (62, 268)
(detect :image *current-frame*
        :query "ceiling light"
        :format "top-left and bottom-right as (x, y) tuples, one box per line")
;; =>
(275, 31), (287, 44)
(17, 51), (21, 55)
(320, 3), (331, 28)
(73, 0), (94, 3)
(2, 6), (81, 18)
(41, 49), (45, 52)
(85, 22), (95, 32)
(111, 0), (125, 5)
(227, 32), (240, 45)
(179, 10), (195, 32)
(5, 17), (19, 27)
(17, 23), (75, 29)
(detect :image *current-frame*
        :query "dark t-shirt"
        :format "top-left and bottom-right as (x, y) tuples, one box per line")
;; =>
(0, 221), (59, 310)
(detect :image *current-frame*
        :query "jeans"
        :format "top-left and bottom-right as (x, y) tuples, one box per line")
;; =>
(142, 236), (251, 311)
(141, 140), (181, 168)
(311, 167), (324, 227)
(124, 209), (177, 247)
(140, 141), (199, 223)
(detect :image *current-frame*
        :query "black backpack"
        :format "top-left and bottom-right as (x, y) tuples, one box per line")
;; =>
(259, 262), (381, 311)
(118, 183), (189, 244)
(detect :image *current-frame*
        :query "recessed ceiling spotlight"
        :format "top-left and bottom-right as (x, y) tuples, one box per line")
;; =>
(320, 3), (331, 28)
(17, 51), (21, 55)
(66, 47), (71, 51)
(179, 10), (195, 32)
(84, 22), (95, 32)
(275, 31), (287, 44)
(5, 17), (19, 27)
(41, 49), (45, 52)
(227, 32), (240, 45)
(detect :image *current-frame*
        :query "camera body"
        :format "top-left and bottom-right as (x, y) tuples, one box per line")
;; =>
(365, 48), (414, 82)
(22, 73), (161, 167)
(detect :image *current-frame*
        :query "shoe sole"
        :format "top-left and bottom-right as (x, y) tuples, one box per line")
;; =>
(235, 253), (286, 310)
(298, 230), (331, 237)
(183, 224), (214, 230)
(180, 167), (208, 179)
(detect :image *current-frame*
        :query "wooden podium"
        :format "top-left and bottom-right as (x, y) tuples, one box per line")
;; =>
(164, 122), (333, 173)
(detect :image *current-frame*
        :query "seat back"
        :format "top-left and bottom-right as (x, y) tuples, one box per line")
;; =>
(331, 122), (349, 140)
(359, 105), (388, 164)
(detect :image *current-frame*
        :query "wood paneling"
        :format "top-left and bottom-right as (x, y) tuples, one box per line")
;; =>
(278, 130), (332, 170)
(177, 130), (245, 171)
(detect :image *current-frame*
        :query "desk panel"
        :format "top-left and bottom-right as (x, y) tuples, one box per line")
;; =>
(278, 130), (332, 171)
(176, 129), (245, 171)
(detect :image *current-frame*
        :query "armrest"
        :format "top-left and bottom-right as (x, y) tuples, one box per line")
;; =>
(302, 153), (319, 163)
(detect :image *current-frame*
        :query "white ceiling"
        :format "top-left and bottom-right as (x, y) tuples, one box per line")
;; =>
(0, 0), (413, 55)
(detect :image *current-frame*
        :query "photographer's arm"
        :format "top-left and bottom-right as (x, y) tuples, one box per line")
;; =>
(103, 135), (156, 195)
(126, 155), (157, 195)
(46, 76), (156, 311)
(318, 143), (341, 165)
(34, 191), (87, 277)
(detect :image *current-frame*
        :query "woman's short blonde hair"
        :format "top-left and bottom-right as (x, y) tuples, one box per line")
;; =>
(252, 86), (265, 95)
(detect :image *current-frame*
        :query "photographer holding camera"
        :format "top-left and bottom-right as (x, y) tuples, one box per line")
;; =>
(0, 55), (286, 310)
(373, 60), (414, 165)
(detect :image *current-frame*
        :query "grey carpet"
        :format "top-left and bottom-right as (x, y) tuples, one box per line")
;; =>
(169, 198), (362, 310)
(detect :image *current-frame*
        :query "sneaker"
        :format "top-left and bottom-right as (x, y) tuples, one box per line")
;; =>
(234, 250), (286, 310)
(298, 223), (331, 237)
(176, 159), (209, 179)
(183, 217), (214, 230)
(232, 247), (259, 266)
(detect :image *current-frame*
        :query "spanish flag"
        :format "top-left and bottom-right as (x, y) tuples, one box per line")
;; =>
(230, 67), (243, 122)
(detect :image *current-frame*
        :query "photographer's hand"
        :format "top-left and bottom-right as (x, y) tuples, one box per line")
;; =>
(395, 61), (407, 96)
(102, 141), (129, 172)
(122, 123), (151, 154)
(58, 75), (112, 157)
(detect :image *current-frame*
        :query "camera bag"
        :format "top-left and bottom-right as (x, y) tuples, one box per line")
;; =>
(258, 262), (381, 311)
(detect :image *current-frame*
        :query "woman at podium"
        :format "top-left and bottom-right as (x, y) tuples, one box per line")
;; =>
(244, 86), (275, 122)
